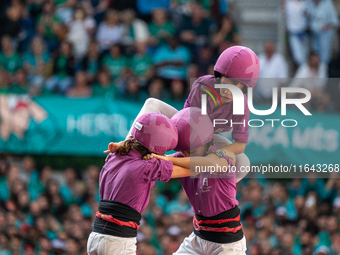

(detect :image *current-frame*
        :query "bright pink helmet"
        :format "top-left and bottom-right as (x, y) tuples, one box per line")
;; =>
(171, 107), (213, 152)
(214, 46), (260, 88)
(131, 113), (178, 154)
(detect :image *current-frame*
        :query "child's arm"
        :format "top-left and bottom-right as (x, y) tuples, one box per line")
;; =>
(221, 141), (246, 155)
(171, 165), (196, 178)
(153, 153), (234, 176)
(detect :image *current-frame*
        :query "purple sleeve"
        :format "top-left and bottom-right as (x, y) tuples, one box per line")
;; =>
(183, 98), (190, 108)
(223, 155), (234, 167)
(185, 75), (217, 109)
(170, 152), (185, 158)
(184, 80), (202, 109)
(231, 94), (249, 143)
(210, 144), (234, 167)
(143, 158), (173, 182)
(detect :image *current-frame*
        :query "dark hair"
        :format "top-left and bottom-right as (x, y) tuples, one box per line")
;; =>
(117, 137), (151, 157)
(214, 74), (247, 94)
(214, 71), (221, 79)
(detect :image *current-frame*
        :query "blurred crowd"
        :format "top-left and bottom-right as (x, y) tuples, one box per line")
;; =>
(1, 156), (340, 255)
(0, 0), (235, 103)
(0, 0), (338, 112)
(256, 0), (340, 112)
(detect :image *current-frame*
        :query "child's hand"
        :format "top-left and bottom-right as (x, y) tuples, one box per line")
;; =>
(151, 154), (170, 161)
(143, 153), (155, 160)
(104, 142), (121, 153)
(142, 154), (170, 161)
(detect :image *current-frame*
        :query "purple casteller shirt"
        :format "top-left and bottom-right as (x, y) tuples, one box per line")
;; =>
(184, 75), (250, 143)
(100, 149), (173, 214)
(174, 145), (238, 217)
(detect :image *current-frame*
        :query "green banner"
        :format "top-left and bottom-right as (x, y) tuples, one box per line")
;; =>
(0, 95), (145, 156)
(0, 95), (339, 166)
(244, 106), (340, 166)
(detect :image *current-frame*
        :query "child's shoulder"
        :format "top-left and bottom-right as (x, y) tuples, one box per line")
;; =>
(192, 75), (216, 87)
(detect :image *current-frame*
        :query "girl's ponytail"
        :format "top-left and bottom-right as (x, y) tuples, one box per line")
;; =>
(117, 138), (151, 157)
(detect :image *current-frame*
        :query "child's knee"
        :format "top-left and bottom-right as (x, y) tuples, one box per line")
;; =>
(236, 153), (250, 167)
(144, 98), (163, 112)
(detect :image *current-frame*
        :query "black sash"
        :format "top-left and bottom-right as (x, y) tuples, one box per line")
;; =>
(93, 200), (141, 237)
(193, 206), (243, 243)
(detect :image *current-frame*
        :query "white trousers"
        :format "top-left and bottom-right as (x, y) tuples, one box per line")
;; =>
(174, 232), (247, 255)
(289, 33), (308, 65)
(87, 232), (137, 255)
(127, 98), (250, 181)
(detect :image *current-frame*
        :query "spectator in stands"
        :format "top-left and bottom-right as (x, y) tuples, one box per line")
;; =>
(121, 9), (149, 48)
(54, 0), (76, 25)
(170, 79), (185, 101)
(284, 0), (309, 66)
(0, 232), (10, 255)
(67, 6), (96, 60)
(240, 180), (266, 219)
(148, 8), (176, 47)
(0, 35), (22, 75)
(153, 36), (191, 84)
(0, 0), (21, 38)
(123, 76), (148, 101)
(58, 167), (77, 206)
(9, 69), (30, 95)
(23, 36), (50, 89)
(136, 0), (170, 20)
(148, 77), (168, 100)
(213, 15), (241, 53)
(78, 0), (109, 24)
(81, 41), (99, 83)
(290, 51), (329, 112)
(271, 183), (297, 221)
(186, 63), (199, 86)
(131, 41), (154, 87)
(178, 3), (215, 53)
(45, 40), (75, 94)
(255, 41), (289, 103)
(92, 69), (118, 98)
(66, 70), (92, 98)
(36, 0), (62, 52)
(18, 5), (36, 52)
(96, 9), (125, 52)
(165, 189), (190, 214)
(194, 44), (215, 77)
(101, 44), (129, 81)
(0, 70), (10, 94)
(308, 0), (339, 65)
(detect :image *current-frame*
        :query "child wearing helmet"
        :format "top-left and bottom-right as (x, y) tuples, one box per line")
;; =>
(183, 46), (259, 162)
(87, 113), (202, 255)
(152, 107), (246, 255)
(107, 46), (260, 181)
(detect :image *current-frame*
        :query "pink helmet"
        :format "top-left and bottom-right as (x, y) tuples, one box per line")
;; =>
(214, 46), (260, 88)
(131, 113), (178, 154)
(171, 107), (213, 152)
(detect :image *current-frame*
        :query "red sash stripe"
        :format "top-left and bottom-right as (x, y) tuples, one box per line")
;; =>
(193, 215), (240, 225)
(96, 211), (140, 230)
(193, 215), (242, 233)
